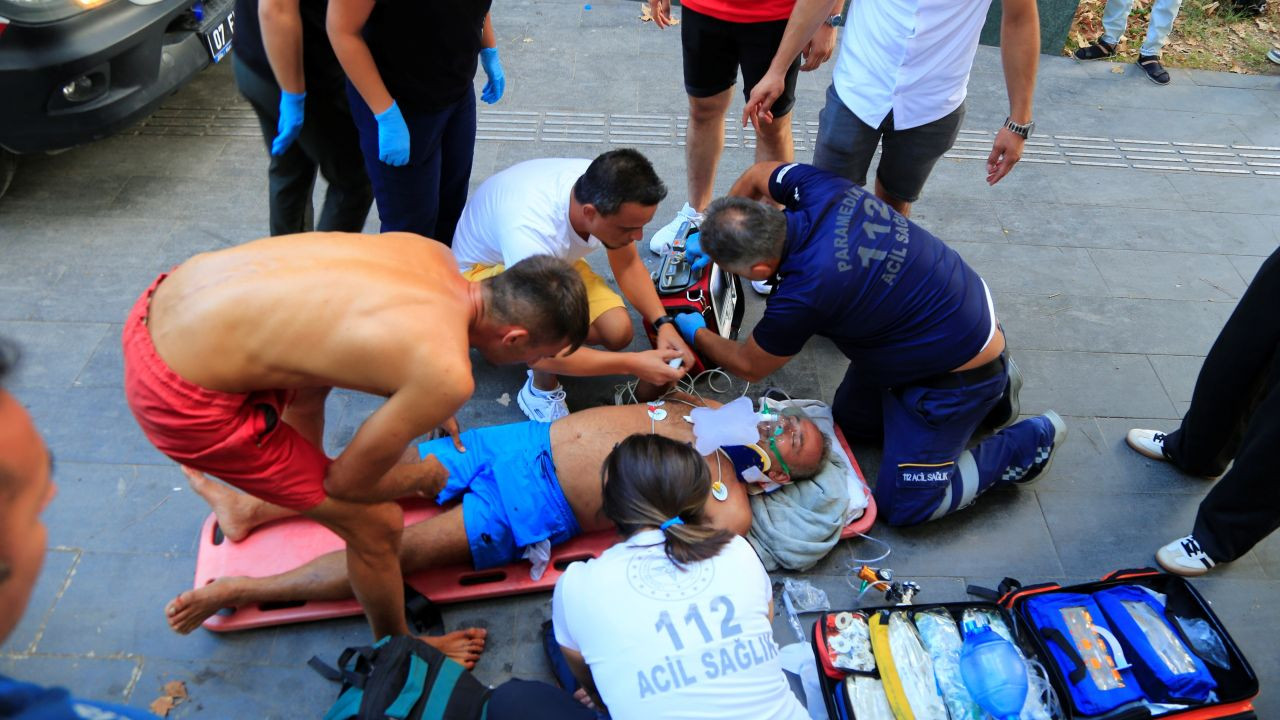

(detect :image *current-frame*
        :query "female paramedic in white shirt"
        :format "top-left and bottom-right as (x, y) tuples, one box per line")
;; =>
(552, 434), (809, 720)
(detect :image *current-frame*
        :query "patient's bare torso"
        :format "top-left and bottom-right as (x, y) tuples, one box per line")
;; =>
(549, 395), (751, 535)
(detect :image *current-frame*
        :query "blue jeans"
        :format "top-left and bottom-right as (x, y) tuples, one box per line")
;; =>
(1101, 0), (1184, 56)
(834, 358), (1055, 526)
(347, 86), (477, 243)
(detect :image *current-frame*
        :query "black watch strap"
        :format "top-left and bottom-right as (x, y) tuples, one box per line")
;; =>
(653, 315), (674, 330)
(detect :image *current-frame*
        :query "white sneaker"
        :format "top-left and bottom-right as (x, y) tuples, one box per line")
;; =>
(1156, 535), (1217, 577)
(1126, 428), (1169, 461)
(750, 278), (775, 296)
(648, 202), (702, 256)
(517, 371), (569, 423)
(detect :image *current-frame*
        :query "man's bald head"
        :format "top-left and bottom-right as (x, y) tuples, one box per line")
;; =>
(699, 196), (787, 273)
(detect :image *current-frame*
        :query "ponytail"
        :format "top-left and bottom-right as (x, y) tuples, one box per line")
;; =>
(601, 434), (733, 568)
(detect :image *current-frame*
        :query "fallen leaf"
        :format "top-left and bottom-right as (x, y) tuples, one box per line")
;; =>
(1200, 1), (1219, 15)
(639, 2), (652, 21)
(149, 697), (176, 717)
(1111, 64), (1126, 73)
(1230, 62), (1245, 73)
(162, 681), (188, 701)
(495, 392), (511, 407)
(1255, 18), (1271, 30)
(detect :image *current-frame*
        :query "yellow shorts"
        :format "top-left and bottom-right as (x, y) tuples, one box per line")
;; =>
(462, 259), (625, 324)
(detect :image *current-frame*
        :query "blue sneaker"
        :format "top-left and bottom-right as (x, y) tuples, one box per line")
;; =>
(1005, 411), (1067, 486)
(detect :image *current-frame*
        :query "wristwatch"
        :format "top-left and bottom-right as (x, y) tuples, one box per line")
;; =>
(1003, 116), (1035, 139)
(653, 315), (675, 332)
(826, 13), (844, 26)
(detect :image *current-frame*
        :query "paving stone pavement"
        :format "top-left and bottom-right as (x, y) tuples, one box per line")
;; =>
(2, 0), (1278, 715)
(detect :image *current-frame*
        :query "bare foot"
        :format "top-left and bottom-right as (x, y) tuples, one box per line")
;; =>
(165, 577), (247, 634)
(183, 466), (262, 542)
(419, 627), (487, 670)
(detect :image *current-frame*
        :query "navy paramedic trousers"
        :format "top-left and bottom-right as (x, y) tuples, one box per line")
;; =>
(1164, 247), (1280, 563)
(347, 86), (477, 245)
(834, 355), (1055, 526)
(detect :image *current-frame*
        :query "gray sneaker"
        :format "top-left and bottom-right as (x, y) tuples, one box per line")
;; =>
(983, 355), (1023, 431)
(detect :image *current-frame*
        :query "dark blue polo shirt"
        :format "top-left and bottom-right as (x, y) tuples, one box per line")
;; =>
(751, 163), (993, 387)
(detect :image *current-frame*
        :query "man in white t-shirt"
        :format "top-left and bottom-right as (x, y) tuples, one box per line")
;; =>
(742, 0), (1040, 218)
(452, 150), (696, 421)
(552, 533), (808, 720)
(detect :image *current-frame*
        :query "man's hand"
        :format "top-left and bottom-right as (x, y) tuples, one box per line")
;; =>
(650, 0), (674, 28)
(440, 415), (466, 452)
(656, 321), (697, 369)
(800, 24), (836, 71)
(414, 454), (450, 499)
(479, 47), (505, 104)
(374, 100), (410, 166)
(271, 90), (306, 156)
(684, 231), (710, 272)
(742, 70), (785, 130)
(572, 689), (597, 711)
(629, 348), (687, 384)
(674, 312), (707, 346)
(986, 126), (1025, 185)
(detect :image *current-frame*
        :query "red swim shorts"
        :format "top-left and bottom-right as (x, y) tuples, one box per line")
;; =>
(122, 274), (330, 512)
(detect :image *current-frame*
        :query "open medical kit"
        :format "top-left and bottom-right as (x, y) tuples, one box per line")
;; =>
(809, 569), (1257, 720)
(644, 218), (744, 374)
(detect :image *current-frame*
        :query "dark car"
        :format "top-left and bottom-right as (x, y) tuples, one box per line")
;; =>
(0, 0), (235, 197)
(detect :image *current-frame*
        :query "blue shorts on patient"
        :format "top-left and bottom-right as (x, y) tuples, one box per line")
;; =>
(417, 421), (582, 570)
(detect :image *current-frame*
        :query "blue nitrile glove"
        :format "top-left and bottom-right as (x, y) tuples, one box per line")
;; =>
(270, 90), (306, 156)
(685, 231), (710, 272)
(674, 312), (707, 346)
(374, 100), (411, 166)
(479, 47), (505, 104)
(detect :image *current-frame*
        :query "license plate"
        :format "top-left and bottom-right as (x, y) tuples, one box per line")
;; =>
(200, 6), (235, 63)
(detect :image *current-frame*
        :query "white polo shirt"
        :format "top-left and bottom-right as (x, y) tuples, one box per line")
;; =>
(832, 0), (995, 130)
(451, 158), (599, 269)
(552, 533), (808, 720)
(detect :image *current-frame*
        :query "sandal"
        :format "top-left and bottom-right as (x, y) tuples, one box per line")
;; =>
(1138, 55), (1171, 85)
(1074, 38), (1116, 61)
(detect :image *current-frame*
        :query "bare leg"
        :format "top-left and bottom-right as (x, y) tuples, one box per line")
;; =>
(305, 497), (407, 639)
(875, 177), (911, 217)
(754, 110), (794, 165)
(686, 90), (734, 212)
(183, 466), (295, 542)
(164, 506), (486, 664)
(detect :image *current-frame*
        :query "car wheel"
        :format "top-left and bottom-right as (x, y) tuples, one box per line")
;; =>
(0, 149), (17, 201)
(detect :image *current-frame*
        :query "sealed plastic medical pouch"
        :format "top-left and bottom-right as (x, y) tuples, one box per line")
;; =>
(1022, 592), (1145, 715)
(1093, 585), (1216, 704)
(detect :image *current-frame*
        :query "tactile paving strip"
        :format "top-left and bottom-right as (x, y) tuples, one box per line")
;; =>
(138, 103), (1280, 179)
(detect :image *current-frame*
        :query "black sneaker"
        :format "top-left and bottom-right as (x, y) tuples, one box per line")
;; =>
(1074, 38), (1117, 60)
(1138, 55), (1171, 85)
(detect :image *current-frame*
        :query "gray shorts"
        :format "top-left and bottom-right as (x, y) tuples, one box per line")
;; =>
(812, 83), (965, 204)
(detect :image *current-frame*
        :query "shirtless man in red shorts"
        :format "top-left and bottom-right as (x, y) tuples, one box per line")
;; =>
(122, 232), (588, 659)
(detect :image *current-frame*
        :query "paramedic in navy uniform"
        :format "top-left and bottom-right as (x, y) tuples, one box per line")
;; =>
(675, 161), (1068, 526)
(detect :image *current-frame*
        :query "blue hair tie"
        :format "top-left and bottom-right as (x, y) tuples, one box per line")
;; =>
(659, 516), (684, 531)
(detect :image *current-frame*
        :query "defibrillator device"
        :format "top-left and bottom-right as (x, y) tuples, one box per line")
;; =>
(644, 219), (745, 374)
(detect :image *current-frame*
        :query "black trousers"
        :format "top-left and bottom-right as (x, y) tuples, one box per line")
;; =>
(1164, 246), (1280, 563)
(233, 58), (373, 236)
